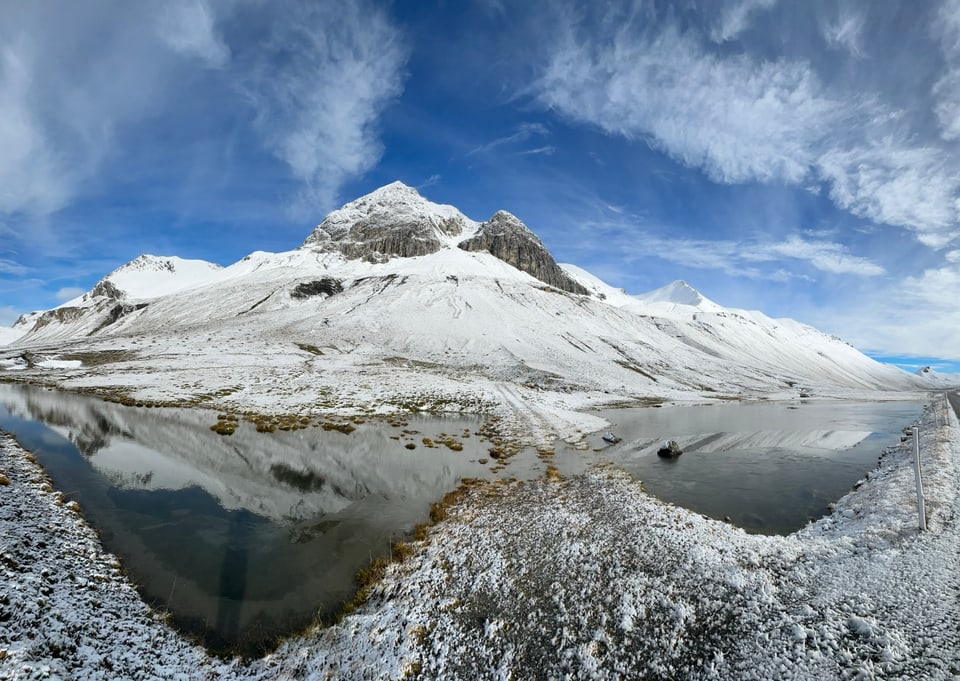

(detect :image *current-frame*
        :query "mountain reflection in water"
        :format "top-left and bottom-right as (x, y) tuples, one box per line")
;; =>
(0, 383), (501, 656)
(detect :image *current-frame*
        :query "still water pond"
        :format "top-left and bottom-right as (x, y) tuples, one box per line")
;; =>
(0, 383), (531, 656)
(559, 399), (924, 534)
(0, 384), (924, 654)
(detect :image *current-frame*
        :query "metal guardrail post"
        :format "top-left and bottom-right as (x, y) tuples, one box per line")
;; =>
(912, 427), (926, 532)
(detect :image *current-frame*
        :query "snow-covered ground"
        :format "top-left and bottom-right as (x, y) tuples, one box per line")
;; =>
(2, 393), (958, 679)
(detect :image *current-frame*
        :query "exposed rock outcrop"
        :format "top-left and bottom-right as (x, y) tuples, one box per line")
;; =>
(291, 278), (343, 300)
(90, 303), (149, 335)
(302, 181), (467, 263)
(89, 280), (124, 301)
(459, 211), (588, 295)
(30, 307), (88, 331)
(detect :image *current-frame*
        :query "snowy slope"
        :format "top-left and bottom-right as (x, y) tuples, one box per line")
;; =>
(0, 182), (926, 431)
(915, 365), (960, 388)
(61, 255), (224, 306)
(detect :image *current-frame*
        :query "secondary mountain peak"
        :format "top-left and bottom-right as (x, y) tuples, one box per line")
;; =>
(635, 279), (721, 311)
(459, 210), (588, 295)
(91, 255), (223, 302)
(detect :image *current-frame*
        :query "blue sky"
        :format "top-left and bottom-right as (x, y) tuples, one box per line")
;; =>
(2, 1), (960, 373)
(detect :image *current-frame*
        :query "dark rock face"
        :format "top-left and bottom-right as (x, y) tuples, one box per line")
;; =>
(459, 211), (588, 295)
(309, 216), (458, 262)
(291, 278), (343, 300)
(90, 303), (149, 335)
(30, 307), (87, 330)
(303, 189), (466, 263)
(90, 280), (124, 300)
(657, 440), (683, 458)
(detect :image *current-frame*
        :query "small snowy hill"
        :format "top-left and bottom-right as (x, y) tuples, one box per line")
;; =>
(12, 255), (223, 343)
(915, 366), (960, 388)
(0, 182), (926, 425)
(632, 279), (725, 313)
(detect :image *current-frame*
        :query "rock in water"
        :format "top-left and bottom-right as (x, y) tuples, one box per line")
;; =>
(657, 440), (682, 458)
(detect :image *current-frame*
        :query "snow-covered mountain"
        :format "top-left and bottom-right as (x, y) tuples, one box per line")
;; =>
(915, 365), (960, 388)
(10, 255), (223, 343)
(0, 181), (932, 435)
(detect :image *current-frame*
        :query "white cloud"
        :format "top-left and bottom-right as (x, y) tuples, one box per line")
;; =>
(538, 24), (842, 185)
(55, 287), (86, 302)
(822, 7), (866, 57)
(534, 6), (960, 248)
(818, 142), (960, 248)
(0, 47), (73, 215)
(417, 174), (442, 190)
(591, 228), (882, 280)
(933, 0), (960, 140)
(468, 123), (550, 156)
(157, 0), (230, 68)
(817, 264), (960, 359)
(244, 2), (408, 213)
(0, 2), (407, 227)
(0, 2), (232, 222)
(518, 145), (556, 156)
(0, 258), (28, 275)
(710, 0), (778, 43)
(762, 235), (885, 276)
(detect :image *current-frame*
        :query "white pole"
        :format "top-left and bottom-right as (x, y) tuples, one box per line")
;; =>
(913, 427), (926, 532)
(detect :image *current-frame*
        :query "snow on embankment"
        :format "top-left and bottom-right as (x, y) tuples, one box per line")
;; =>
(264, 395), (960, 680)
(0, 432), (234, 679)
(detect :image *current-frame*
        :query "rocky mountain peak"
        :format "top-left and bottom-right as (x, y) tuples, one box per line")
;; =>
(301, 182), (470, 262)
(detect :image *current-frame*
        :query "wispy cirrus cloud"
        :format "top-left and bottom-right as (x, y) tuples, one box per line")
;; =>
(468, 123), (550, 156)
(533, 2), (960, 249)
(0, 0), (407, 225)
(244, 1), (408, 214)
(517, 145), (556, 156)
(933, 0), (960, 141)
(710, 0), (778, 43)
(157, 0), (230, 68)
(821, 7), (867, 57)
(0, 259), (28, 276)
(759, 235), (885, 275)
(54, 287), (86, 302)
(583, 228), (884, 280)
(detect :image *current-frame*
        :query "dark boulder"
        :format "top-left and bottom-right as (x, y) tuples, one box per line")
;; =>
(657, 440), (683, 458)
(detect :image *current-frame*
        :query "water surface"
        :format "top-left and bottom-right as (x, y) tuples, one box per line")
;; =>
(555, 399), (923, 534)
(0, 383), (519, 655)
